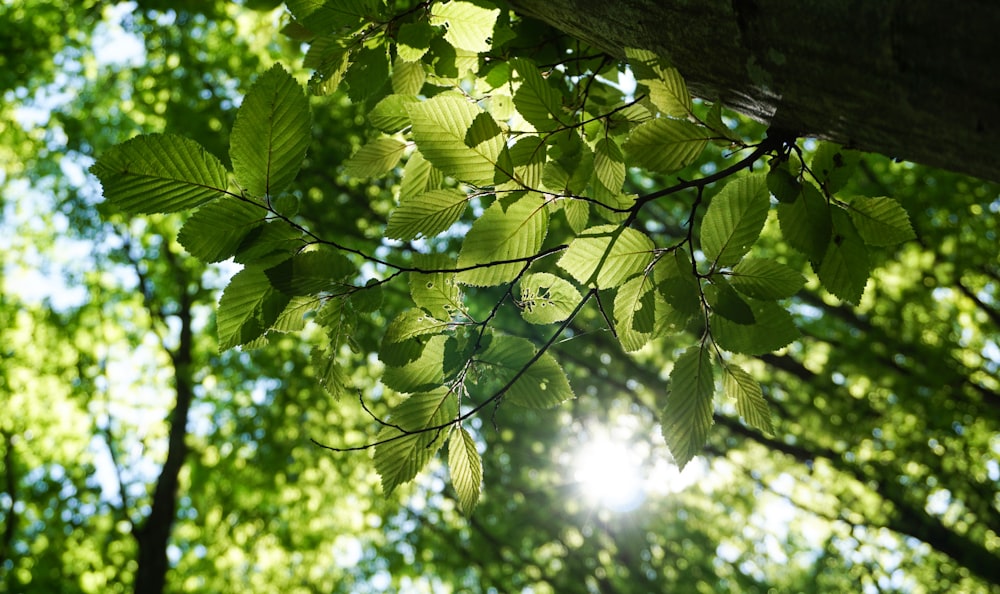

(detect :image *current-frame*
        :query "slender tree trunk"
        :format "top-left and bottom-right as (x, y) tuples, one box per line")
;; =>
(508, 0), (1000, 183)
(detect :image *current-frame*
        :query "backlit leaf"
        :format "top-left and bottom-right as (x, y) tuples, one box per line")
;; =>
(230, 64), (311, 198)
(711, 298), (798, 355)
(614, 273), (657, 352)
(343, 137), (407, 178)
(475, 335), (574, 408)
(624, 118), (709, 174)
(408, 93), (503, 185)
(518, 272), (582, 325)
(701, 173), (769, 268)
(817, 209), (870, 304)
(265, 249), (356, 296)
(90, 134), (228, 214)
(847, 196), (916, 246)
(457, 196), (548, 286)
(374, 387), (457, 494)
(723, 364), (774, 435)
(178, 196), (263, 263)
(386, 188), (469, 240)
(778, 181), (831, 263)
(557, 225), (654, 288)
(662, 345), (715, 469)
(594, 137), (626, 194)
(448, 427), (482, 514)
(430, 0), (500, 53)
(729, 257), (805, 300)
(511, 57), (564, 131)
(217, 266), (293, 350)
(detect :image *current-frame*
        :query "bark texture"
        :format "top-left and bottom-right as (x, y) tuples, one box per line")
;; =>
(509, 0), (1000, 182)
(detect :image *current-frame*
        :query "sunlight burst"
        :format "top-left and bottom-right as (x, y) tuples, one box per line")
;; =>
(573, 435), (647, 512)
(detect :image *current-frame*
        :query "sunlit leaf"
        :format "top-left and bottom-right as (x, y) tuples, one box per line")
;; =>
(382, 334), (447, 394)
(230, 64), (311, 198)
(430, 0), (500, 53)
(625, 48), (691, 118)
(410, 254), (463, 319)
(623, 118), (708, 174)
(476, 336), (574, 409)
(701, 173), (769, 268)
(518, 272), (582, 325)
(614, 273), (657, 352)
(386, 188), (469, 240)
(847, 196), (916, 246)
(729, 258), (805, 300)
(662, 345), (715, 469)
(711, 298), (798, 355)
(448, 426), (482, 514)
(511, 57), (564, 131)
(90, 134), (229, 214)
(722, 364), (774, 435)
(457, 196), (548, 286)
(265, 249), (356, 296)
(374, 387), (457, 494)
(178, 196), (263, 263)
(343, 137), (407, 178)
(557, 225), (654, 289)
(594, 137), (626, 194)
(407, 93), (503, 185)
(369, 94), (419, 133)
(392, 58), (427, 95)
(217, 266), (293, 350)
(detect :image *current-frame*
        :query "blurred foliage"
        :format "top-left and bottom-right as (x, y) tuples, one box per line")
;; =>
(0, 1), (998, 593)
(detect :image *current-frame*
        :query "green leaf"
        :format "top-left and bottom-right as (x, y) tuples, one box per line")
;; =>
(508, 136), (547, 189)
(623, 118), (709, 174)
(817, 209), (870, 304)
(410, 255), (463, 319)
(810, 142), (858, 194)
(345, 45), (390, 102)
(386, 188), (469, 240)
(382, 334), (447, 393)
(217, 266), (293, 350)
(614, 273), (657, 352)
(233, 219), (303, 265)
(625, 48), (692, 118)
(723, 364), (773, 435)
(767, 165), (801, 203)
(510, 58), (564, 131)
(303, 35), (351, 96)
(711, 299), (799, 355)
(396, 20), (433, 62)
(518, 272), (582, 325)
(407, 93), (503, 185)
(384, 309), (451, 344)
(476, 336), (574, 409)
(729, 257), (805, 300)
(392, 58), (426, 95)
(90, 134), (229, 214)
(343, 137), (407, 178)
(662, 345), (715, 469)
(369, 94), (419, 133)
(312, 346), (349, 399)
(265, 249), (356, 296)
(557, 225), (654, 289)
(374, 387), (457, 494)
(430, 0), (500, 53)
(701, 173), (769, 268)
(286, 0), (378, 31)
(398, 150), (443, 202)
(270, 295), (318, 333)
(847, 196), (916, 246)
(778, 181), (831, 263)
(456, 196), (548, 286)
(594, 137), (626, 194)
(178, 197), (263, 263)
(655, 249), (701, 318)
(230, 64), (311, 198)
(704, 279), (755, 325)
(448, 427), (482, 514)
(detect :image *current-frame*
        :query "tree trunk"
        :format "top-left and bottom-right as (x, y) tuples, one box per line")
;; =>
(508, 0), (1000, 183)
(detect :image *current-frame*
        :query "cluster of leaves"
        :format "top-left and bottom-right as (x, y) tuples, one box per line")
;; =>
(90, 0), (916, 512)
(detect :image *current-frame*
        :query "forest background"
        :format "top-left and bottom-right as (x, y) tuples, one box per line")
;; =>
(1, 1), (998, 593)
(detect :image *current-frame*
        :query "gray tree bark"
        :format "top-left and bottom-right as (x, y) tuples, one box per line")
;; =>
(508, 0), (1000, 183)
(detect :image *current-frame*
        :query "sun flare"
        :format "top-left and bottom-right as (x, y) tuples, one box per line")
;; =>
(573, 435), (647, 512)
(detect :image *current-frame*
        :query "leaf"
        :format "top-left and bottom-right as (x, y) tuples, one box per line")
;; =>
(396, 20), (433, 62)
(384, 309), (451, 345)
(178, 197), (263, 263)
(345, 45), (390, 102)
(217, 266), (293, 350)
(557, 225), (654, 289)
(810, 142), (858, 194)
(230, 64), (311, 198)
(264, 249), (356, 296)
(518, 272), (582, 325)
(398, 150), (443, 202)
(614, 273), (657, 352)
(728, 258), (805, 300)
(343, 137), (407, 178)
(233, 219), (303, 265)
(508, 136), (547, 189)
(448, 427), (482, 514)
(312, 346), (349, 399)
(778, 182), (831, 263)
(90, 134), (229, 214)
(286, 0), (378, 31)
(594, 137), (626, 194)
(766, 165), (801, 203)
(704, 279), (755, 325)
(386, 188), (469, 240)
(511, 58), (564, 131)
(430, 0), (500, 53)
(369, 94), (419, 133)
(662, 345), (715, 469)
(410, 255), (463, 319)
(382, 334), (447, 394)
(711, 299), (799, 355)
(303, 35), (351, 96)
(476, 336), (574, 409)
(392, 58), (427, 96)
(623, 118), (709, 174)
(625, 48), (692, 118)
(701, 173), (769, 268)
(407, 93), (503, 185)
(847, 196), (916, 246)
(374, 387), (457, 494)
(722, 364), (774, 435)
(456, 196), (548, 287)
(817, 209), (870, 304)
